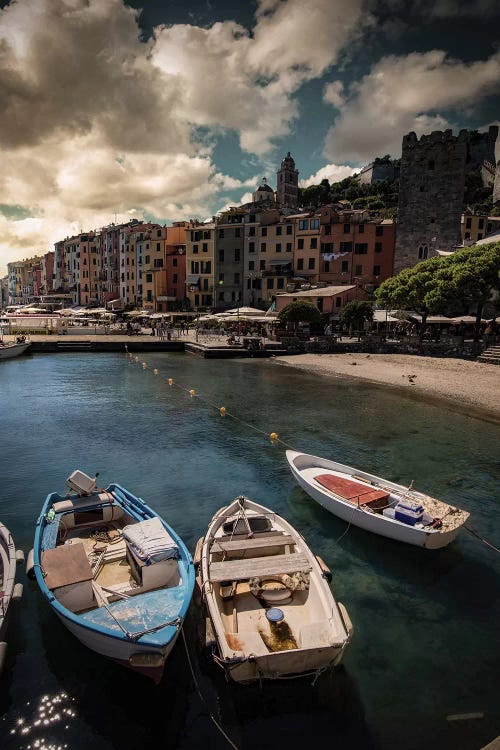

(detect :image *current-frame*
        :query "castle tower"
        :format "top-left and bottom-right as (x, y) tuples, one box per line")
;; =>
(494, 160), (500, 206)
(394, 129), (468, 273)
(277, 152), (299, 209)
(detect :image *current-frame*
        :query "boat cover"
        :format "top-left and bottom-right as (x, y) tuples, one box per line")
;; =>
(42, 542), (93, 589)
(122, 517), (179, 563)
(315, 474), (389, 507)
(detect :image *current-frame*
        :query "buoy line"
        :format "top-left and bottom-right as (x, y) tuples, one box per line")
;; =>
(124, 348), (499, 554)
(125, 348), (297, 451)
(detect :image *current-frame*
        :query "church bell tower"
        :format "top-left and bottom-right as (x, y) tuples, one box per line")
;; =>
(276, 152), (299, 209)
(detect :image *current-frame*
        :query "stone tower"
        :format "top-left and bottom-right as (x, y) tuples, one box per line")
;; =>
(394, 129), (469, 273)
(277, 152), (299, 209)
(494, 161), (500, 206)
(466, 125), (498, 171)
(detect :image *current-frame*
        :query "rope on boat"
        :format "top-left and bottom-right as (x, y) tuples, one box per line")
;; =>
(463, 524), (500, 554)
(180, 628), (240, 750)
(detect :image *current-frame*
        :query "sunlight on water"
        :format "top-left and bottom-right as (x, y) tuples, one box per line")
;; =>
(7, 692), (76, 749)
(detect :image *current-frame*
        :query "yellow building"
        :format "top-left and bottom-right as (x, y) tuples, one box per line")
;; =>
(257, 210), (295, 306)
(461, 213), (500, 244)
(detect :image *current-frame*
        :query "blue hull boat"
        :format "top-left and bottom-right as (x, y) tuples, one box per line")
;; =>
(32, 471), (194, 683)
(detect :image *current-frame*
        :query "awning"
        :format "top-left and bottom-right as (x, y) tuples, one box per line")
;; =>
(185, 275), (200, 285)
(267, 259), (291, 266)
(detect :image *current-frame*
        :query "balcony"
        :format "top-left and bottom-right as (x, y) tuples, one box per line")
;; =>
(261, 268), (293, 278)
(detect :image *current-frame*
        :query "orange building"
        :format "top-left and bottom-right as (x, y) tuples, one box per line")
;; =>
(318, 207), (395, 290)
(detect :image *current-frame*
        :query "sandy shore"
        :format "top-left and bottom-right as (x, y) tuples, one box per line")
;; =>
(274, 353), (500, 423)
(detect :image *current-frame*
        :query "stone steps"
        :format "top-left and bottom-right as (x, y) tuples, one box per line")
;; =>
(477, 345), (500, 364)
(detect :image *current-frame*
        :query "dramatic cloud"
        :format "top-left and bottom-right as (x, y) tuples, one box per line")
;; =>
(324, 50), (500, 163)
(300, 163), (357, 187)
(152, 0), (365, 155)
(0, 0), (366, 273)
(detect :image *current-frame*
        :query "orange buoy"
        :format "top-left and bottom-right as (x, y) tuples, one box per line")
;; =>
(219, 406), (226, 417)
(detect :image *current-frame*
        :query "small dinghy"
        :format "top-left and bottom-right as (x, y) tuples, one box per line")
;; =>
(0, 522), (23, 674)
(32, 470), (194, 683)
(198, 495), (353, 684)
(287, 450), (470, 549)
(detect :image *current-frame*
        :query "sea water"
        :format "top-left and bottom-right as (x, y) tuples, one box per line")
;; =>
(0, 351), (499, 750)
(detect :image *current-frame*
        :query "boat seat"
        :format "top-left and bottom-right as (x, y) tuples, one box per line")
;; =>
(52, 492), (114, 514)
(211, 535), (294, 555)
(225, 630), (268, 657)
(299, 619), (334, 649)
(210, 552), (311, 583)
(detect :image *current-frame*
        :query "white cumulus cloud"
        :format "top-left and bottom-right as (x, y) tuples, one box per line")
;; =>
(323, 50), (500, 164)
(300, 163), (357, 187)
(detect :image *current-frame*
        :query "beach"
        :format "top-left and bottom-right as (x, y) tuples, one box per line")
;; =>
(274, 353), (500, 423)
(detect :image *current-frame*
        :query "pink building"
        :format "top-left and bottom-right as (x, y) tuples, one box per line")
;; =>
(275, 284), (368, 316)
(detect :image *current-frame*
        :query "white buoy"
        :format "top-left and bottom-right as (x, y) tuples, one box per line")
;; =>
(0, 642), (7, 676)
(16, 549), (25, 564)
(13, 583), (23, 601)
(26, 549), (36, 580)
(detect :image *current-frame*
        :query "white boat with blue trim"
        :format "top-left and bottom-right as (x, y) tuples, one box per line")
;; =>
(286, 450), (469, 549)
(33, 470), (194, 683)
(198, 495), (353, 684)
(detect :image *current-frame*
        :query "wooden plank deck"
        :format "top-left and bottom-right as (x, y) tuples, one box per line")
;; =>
(211, 534), (294, 554)
(209, 552), (311, 583)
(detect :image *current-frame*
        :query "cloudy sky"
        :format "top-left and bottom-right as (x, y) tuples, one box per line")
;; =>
(1, 0), (499, 274)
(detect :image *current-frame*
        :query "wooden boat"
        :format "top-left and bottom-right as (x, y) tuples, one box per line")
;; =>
(0, 522), (23, 674)
(32, 470), (194, 683)
(287, 450), (470, 549)
(198, 495), (353, 684)
(0, 339), (31, 360)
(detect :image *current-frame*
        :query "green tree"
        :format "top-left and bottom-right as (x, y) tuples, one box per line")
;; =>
(437, 242), (500, 338)
(375, 257), (444, 336)
(277, 301), (322, 331)
(340, 300), (374, 337)
(375, 243), (500, 340)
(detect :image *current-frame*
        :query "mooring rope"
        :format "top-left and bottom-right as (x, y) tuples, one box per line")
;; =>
(180, 628), (239, 750)
(463, 524), (500, 554)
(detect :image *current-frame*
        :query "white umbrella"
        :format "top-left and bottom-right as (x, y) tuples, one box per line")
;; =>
(225, 306), (266, 316)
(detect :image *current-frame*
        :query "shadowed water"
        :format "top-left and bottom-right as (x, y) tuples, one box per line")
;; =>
(0, 352), (499, 750)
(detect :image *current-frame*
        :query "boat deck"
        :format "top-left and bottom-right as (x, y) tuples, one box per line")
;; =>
(301, 465), (469, 531)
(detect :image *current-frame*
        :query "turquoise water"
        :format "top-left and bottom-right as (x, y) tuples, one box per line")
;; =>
(0, 351), (499, 750)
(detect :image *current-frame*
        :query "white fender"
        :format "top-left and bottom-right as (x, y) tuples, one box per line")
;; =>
(13, 583), (23, 601)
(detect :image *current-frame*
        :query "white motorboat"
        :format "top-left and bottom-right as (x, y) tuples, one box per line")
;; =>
(0, 339), (31, 360)
(287, 450), (470, 549)
(197, 495), (353, 684)
(32, 470), (194, 683)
